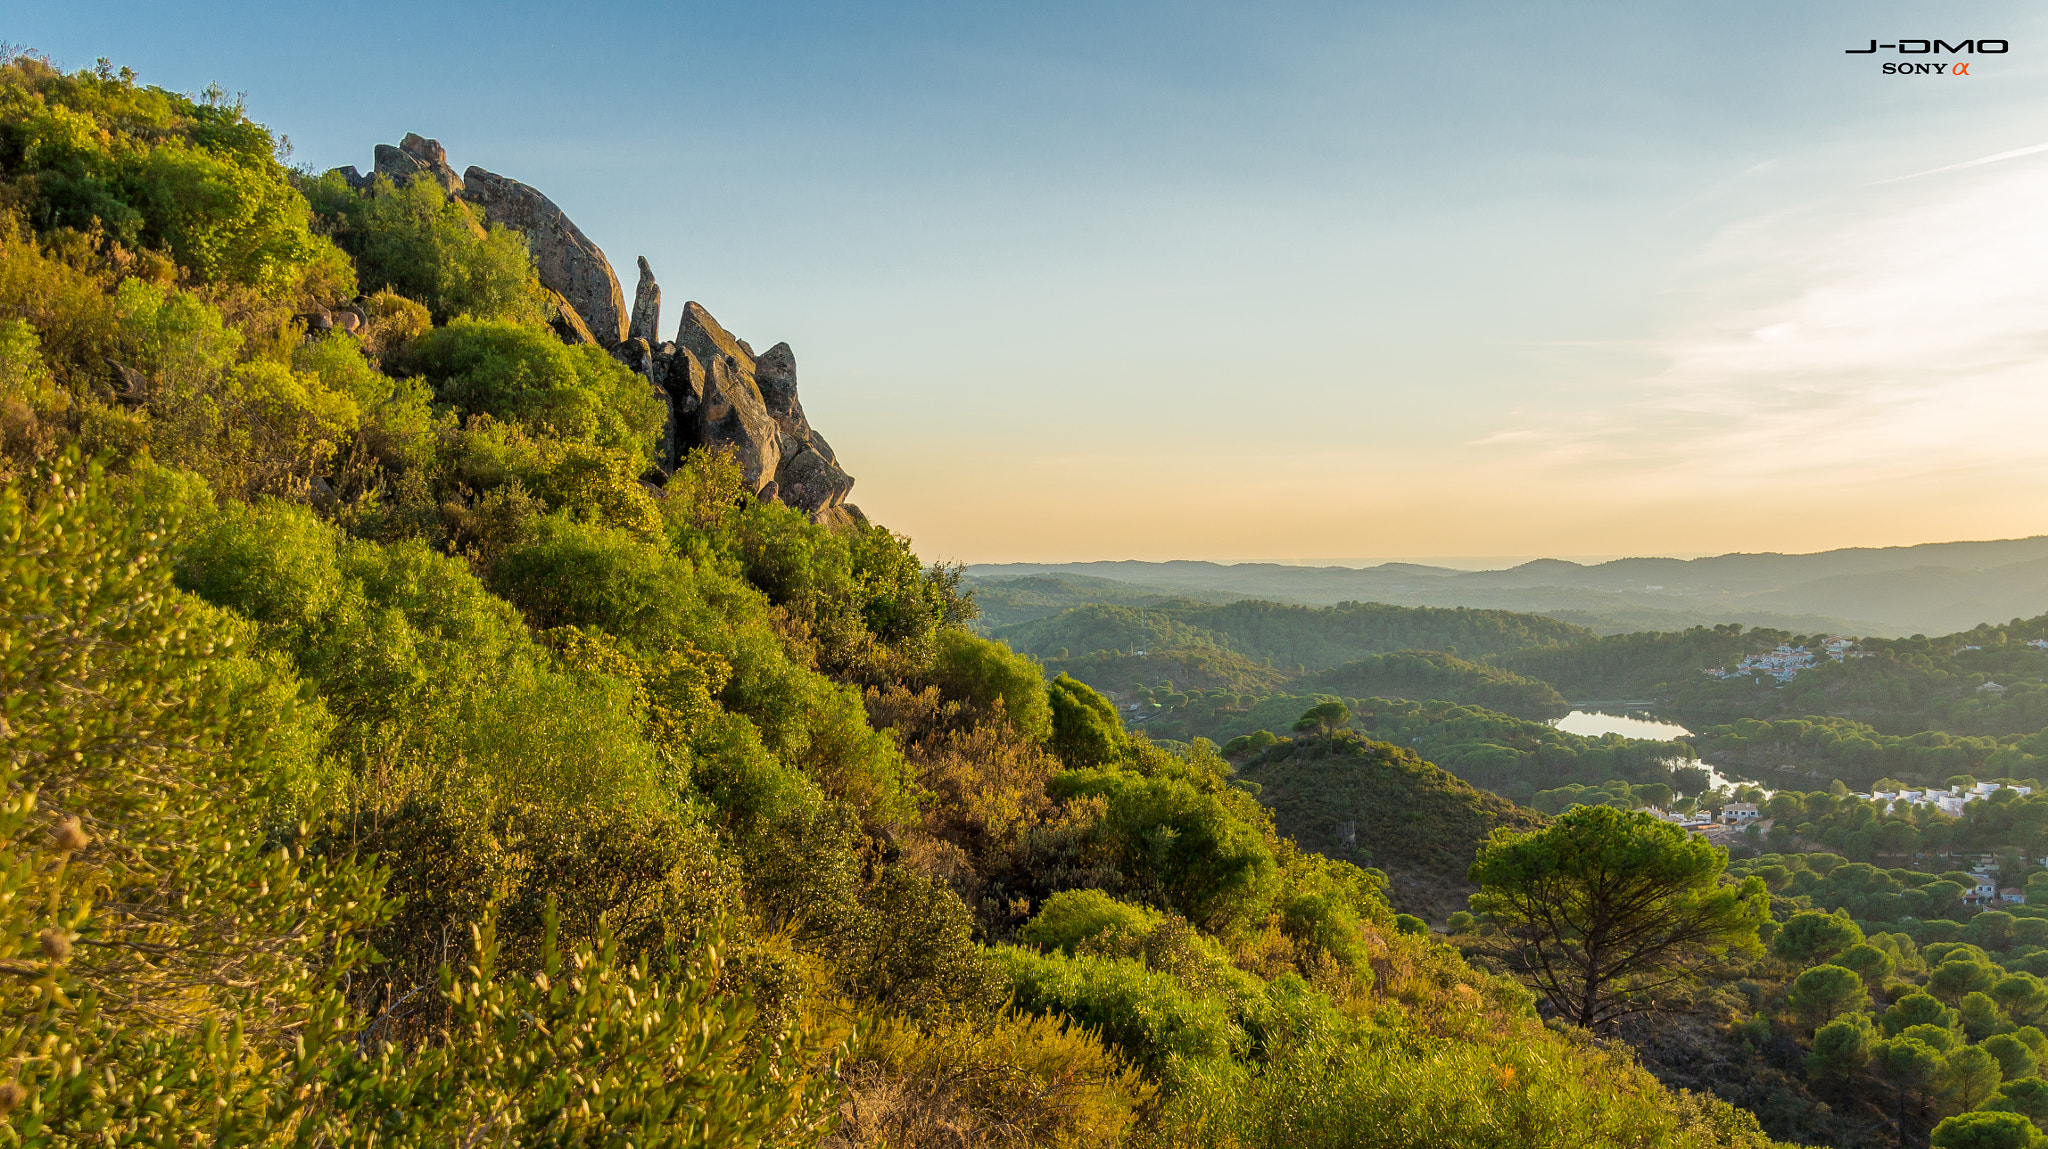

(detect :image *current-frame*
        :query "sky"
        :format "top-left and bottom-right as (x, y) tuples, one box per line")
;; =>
(15, 1), (2048, 565)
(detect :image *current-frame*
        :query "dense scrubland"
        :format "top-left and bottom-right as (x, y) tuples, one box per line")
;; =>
(19, 47), (2048, 1149)
(0, 52), (1816, 1148)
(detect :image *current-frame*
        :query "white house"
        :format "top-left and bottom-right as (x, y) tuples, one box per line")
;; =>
(2003, 889), (2028, 904)
(1720, 802), (1761, 825)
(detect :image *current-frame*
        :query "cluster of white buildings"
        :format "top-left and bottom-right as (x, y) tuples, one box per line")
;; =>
(1704, 644), (1814, 684)
(1702, 637), (1867, 687)
(1635, 781), (2034, 832)
(1641, 806), (1719, 829)
(1863, 780), (2032, 815)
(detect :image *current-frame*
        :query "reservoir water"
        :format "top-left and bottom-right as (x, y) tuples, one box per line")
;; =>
(1549, 709), (1771, 797)
(1553, 709), (1690, 741)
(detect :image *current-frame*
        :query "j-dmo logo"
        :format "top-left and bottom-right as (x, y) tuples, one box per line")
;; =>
(1847, 38), (2008, 76)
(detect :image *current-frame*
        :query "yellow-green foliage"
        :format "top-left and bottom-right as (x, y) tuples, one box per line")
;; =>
(0, 454), (390, 1138)
(1160, 1022), (1779, 1149)
(305, 171), (540, 325)
(0, 55), (353, 298)
(404, 317), (665, 462)
(830, 1009), (1154, 1149)
(318, 905), (843, 1147)
(1022, 890), (1167, 955)
(0, 49), (1811, 1149)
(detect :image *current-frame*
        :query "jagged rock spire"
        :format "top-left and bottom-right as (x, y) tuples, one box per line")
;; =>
(629, 257), (661, 346)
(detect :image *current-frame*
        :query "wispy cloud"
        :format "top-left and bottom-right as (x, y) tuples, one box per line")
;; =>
(1470, 155), (2048, 506)
(1877, 142), (2048, 184)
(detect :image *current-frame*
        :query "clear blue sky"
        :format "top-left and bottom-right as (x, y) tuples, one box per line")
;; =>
(17, 1), (2048, 563)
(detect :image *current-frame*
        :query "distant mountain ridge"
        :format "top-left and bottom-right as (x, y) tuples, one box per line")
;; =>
(967, 535), (2048, 636)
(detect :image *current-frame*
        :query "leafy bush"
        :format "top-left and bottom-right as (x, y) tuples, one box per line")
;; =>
(829, 1008), (1152, 1149)
(1085, 769), (1281, 934)
(307, 171), (538, 324)
(0, 455), (390, 1137)
(932, 628), (1051, 739)
(319, 904), (841, 1147)
(992, 946), (1244, 1080)
(0, 56), (354, 297)
(1048, 673), (1126, 767)
(405, 317), (664, 462)
(1022, 889), (1166, 955)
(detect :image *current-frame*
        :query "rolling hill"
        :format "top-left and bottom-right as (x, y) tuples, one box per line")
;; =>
(969, 536), (2048, 636)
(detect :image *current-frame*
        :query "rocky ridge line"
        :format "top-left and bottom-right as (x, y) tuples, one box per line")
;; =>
(329, 134), (862, 531)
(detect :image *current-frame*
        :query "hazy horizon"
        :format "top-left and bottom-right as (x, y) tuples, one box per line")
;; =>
(21, 1), (2048, 565)
(970, 530), (2048, 573)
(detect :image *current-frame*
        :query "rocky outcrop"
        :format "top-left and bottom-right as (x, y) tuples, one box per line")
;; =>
(328, 136), (626, 344)
(372, 133), (464, 194)
(629, 257), (661, 346)
(459, 166), (629, 345)
(661, 301), (859, 526)
(326, 135), (861, 528)
(752, 342), (855, 516)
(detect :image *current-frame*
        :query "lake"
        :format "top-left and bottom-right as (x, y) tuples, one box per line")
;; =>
(1553, 709), (1691, 741)
(1550, 709), (1771, 797)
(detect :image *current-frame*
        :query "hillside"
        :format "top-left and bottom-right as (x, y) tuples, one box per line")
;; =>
(0, 52), (1792, 1149)
(967, 572), (1236, 626)
(1297, 650), (1569, 721)
(1237, 734), (1547, 922)
(994, 598), (1592, 674)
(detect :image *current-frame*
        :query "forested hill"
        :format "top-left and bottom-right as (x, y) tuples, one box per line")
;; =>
(0, 52), (1786, 1148)
(1238, 734), (1547, 922)
(971, 539), (2048, 636)
(994, 598), (1592, 671)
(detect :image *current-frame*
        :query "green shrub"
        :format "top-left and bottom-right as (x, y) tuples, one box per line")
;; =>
(991, 946), (1244, 1080)
(1159, 1008), (1782, 1149)
(0, 455), (389, 1137)
(1021, 889), (1166, 955)
(1049, 673), (1126, 767)
(1929, 1109), (2038, 1148)
(405, 318), (664, 462)
(1080, 770), (1281, 934)
(319, 905), (842, 1147)
(0, 58), (354, 297)
(308, 172), (538, 324)
(932, 628), (1051, 739)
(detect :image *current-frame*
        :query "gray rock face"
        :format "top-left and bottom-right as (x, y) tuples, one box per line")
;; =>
(696, 348), (784, 495)
(665, 302), (856, 523)
(369, 134), (464, 194)
(459, 166), (629, 345)
(612, 336), (655, 381)
(400, 133), (464, 193)
(657, 344), (705, 471)
(675, 300), (755, 379)
(373, 143), (427, 185)
(629, 257), (661, 346)
(539, 288), (599, 346)
(753, 342), (805, 437)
